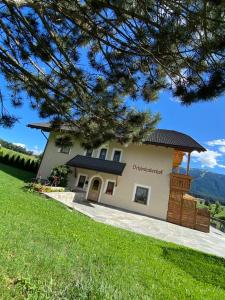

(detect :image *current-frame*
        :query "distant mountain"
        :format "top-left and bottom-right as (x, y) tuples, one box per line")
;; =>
(180, 168), (225, 204)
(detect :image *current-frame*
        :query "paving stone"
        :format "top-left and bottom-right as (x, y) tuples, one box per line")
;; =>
(45, 193), (225, 258)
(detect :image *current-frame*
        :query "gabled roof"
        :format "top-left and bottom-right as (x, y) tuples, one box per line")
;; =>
(27, 122), (206, 152)
(144, 129), (206, 152)
(66, 155), (126, 175)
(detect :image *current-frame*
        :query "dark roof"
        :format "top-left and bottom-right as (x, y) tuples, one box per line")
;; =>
(144, 129), (206, 152)
(27, 122), (74, 132)
(66, 155), (126, 175)
(28, 122), (206, 152)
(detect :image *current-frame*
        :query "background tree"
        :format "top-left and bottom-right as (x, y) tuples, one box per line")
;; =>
(0, 138), (38, 156)
(214, 201), (222, 216)
(205, 200), (210, 206)
(0, 0), (224, 147)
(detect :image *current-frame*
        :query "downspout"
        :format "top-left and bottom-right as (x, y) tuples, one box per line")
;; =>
(41, 130), (48, 140)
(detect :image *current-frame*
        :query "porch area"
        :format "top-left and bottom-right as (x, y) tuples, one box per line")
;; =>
(66, 154), (126, 202)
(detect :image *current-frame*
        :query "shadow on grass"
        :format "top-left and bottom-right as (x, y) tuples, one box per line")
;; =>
(162, 247), (225, 290)
(0, 163), (35, 182)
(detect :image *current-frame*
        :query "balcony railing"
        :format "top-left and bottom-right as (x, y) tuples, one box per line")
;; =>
(170, 173), (192, 193)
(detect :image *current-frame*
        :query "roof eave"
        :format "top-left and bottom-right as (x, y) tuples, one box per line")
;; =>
(66, 155), (126, 176)
(66, 163), (123, 176)
(27, 124), (51, 132)
(144, 141), (206, 153)
(27, 123), (206, 152)
(27, 123), (74, 133)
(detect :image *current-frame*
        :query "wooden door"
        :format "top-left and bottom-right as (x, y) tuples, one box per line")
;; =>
(87, 178), (101, 202)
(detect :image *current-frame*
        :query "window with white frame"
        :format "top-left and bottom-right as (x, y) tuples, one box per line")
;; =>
(59, 145), (71, 154)
(112, 149), (122, 162)
(99, 148), (107, 160)
(85, 148), (93, 157)
(105, 181), (115, 195)
(77, 175), (86, 189)
(133, 185), (150, 205)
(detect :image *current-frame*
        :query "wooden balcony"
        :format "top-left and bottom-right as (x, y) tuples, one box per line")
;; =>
(170, 173), (192, 193)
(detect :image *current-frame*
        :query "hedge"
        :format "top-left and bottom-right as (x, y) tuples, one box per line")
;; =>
(0, 149), (39, 172)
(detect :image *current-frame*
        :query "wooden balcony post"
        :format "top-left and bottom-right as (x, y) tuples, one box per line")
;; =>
(186, 152), (191, 175)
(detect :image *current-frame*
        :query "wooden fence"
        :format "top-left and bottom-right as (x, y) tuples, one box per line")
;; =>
(168, 197), (210, 232)
(196, 208), (211, 233)
(167, 173), (210, 233)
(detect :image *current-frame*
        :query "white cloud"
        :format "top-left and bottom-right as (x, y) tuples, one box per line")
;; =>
(218, 164), (225, 169)
(192, 149), (225, 169)
(219, 146), (225, 153)
(169, 96), (181, 103)
(13, 142), (26, 148)
(207, 139), (225, 147)
(182, 154), (187, 163)
(31, 145), (42, 155)
(13, 142), (42, 155)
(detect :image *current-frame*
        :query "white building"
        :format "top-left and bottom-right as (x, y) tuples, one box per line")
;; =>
(28, 122), (206, 221)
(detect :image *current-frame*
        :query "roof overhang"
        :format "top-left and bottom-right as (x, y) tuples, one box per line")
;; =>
(143, 141), (206, 153)
(27, 122), (76, 132)
(27, 122), (206, 153)
(66, 155), (126, 176)
(27, 123), (52, 132)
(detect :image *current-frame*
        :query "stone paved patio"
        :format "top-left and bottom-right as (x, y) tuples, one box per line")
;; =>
(44, 192), (225, 258)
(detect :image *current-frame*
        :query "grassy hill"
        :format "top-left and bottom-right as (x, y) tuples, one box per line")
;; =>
(0, 162), (225, 299)
(0, 146), (38, 162)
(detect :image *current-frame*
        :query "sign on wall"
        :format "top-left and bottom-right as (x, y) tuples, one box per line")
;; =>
(132, 164), (163, 175)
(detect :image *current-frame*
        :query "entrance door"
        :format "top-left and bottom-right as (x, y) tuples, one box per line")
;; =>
(87, 178), (102, 202)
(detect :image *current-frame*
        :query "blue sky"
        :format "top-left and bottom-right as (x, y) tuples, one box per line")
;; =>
(0, 76), (225, 174)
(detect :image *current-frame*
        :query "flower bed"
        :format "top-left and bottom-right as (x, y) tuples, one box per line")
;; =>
(26, 183), (65, 193)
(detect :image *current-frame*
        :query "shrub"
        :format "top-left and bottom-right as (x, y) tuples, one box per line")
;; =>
(14, 156), (21, 168)
(24, 159), (31, 171)
(30, 160), (39, 172)
(49, 165), (71, 187)
(3, 154), (10, 165)
(9, 154), (16, 165)
(19, 157), (26, 169)
(0, 151), (3, 162)
(205, 200), (210, 206)
(218, 215), (225, 221)
(35, 161), (39, 172)
(1, 153), (15, 166)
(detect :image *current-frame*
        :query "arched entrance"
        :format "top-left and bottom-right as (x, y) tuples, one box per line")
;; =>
(87, 177), (102, 202)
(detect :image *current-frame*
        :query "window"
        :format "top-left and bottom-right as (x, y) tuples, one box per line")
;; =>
(85, 149), (93, 157)
(92, 179), (100, 191)
(59, 145), (71, 154)
(105, 181), (115, 195)
(133, 185), (150, 205)
(112, 150), (122, 162)
(99, 148), (107, 160)
(77, 175), (86, 189)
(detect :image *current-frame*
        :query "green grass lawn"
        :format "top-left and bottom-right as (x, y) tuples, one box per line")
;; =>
(0, 163), (225, 299)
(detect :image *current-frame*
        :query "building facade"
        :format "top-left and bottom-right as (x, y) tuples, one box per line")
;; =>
(28, 123), (206, 220)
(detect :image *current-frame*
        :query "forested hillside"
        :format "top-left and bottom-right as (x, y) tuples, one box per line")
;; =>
(182, 168), (225, 204)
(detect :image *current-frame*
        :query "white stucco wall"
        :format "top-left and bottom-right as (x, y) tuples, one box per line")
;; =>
(38, 134), (174, 220)
(37, 133), (84, 179)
